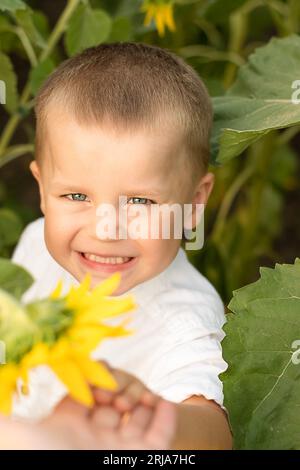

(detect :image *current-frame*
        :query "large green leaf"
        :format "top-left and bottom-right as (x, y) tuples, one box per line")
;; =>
(222, 259), (300, 449)
(0, 52), (18, 113)
(0, 258), (33, 299)
(212, 35), (300, 164)
(0, 0), (26, 12)
(65, 3), (112, 57)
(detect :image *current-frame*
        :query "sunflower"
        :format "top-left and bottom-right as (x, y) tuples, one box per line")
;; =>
(0, 272), (136, 415)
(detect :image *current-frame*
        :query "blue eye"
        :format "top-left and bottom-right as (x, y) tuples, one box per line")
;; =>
(128, 197), (155, 205)
(64, 193), (89, 202)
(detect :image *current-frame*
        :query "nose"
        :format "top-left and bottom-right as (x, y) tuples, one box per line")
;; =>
(86, 204), (127, 242)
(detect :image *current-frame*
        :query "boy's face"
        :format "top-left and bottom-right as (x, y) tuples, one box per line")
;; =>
(31, 106), (214, 295)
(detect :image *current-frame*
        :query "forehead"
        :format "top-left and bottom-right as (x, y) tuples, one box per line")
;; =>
(40, 105), (186, 183)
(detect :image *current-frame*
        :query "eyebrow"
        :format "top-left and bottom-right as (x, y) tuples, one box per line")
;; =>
(51, 181), (162, 196)
(124, 189), (162, 196)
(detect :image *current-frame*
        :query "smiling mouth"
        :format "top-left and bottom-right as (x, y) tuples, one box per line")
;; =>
(80, 252), (134, 265)
(78, 252), (137, 273)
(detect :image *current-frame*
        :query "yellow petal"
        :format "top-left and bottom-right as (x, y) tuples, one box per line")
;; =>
(51, 359), (94, 407)
(0, 395), (13, 415)
(77, 296), (136, 322)
(74, 301), (135, 325)
(50, 338), (70, 362)
(164, 4), (176, 32)
(74, 357), (117, 391)
(68, 322), (134, 354)
(142, 4), (155, 27)
(0, 364), (19, 415)
(155, 7), (165, 36)
(50, 279), (63, 299)
(90, 272), (121, 298)
(68, 325), (115, 353)
(21, 343), (49, 369)
(65, 274), (91, 309)
(19, 343), (49, 389)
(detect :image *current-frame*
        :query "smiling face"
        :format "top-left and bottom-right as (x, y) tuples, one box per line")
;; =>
(31, 105), (214, 295)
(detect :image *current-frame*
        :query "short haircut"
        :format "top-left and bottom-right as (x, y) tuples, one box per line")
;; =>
(34, 42), (213, 180)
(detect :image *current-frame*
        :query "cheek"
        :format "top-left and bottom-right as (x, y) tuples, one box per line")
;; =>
(43, 207), (80, 252)
(151, 205), (184, 240)
(127, 206), (181, 240)
(136, 238), (180, 269)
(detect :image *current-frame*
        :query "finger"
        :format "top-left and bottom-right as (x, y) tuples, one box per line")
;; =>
(140, 390), (160, 407)
(53, 396), (88, 418)
(92, 388), (114, 405)
(120, 405), (152, 439)
(90, 406), (121, 430)
(110, 369), (139, 392)
(145, 400), (177, 449)
(114, 380), (147, 412)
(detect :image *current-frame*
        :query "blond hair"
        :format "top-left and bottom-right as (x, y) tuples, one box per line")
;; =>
(34, 42), (213, 179)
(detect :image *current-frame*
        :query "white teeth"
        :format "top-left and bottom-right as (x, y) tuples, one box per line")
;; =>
(84, 253), (130, 264)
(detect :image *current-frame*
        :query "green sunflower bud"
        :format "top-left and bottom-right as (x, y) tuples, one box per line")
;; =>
(26, 299), (74, 344)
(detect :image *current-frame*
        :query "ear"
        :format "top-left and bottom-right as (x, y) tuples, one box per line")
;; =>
(30, 160), (45, 214)
(189, 172), (215, 229)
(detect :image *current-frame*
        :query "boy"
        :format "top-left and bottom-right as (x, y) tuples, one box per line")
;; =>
(12, 42), (232, 449)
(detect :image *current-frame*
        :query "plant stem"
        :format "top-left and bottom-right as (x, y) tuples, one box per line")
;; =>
(39, 0), (79, 62)
(14, 26), (38, 67)
(0, 0), (80, 158)
(0, 144), (34, 169)
(212, 164), (254, 242)
(223, 11), (248, 88)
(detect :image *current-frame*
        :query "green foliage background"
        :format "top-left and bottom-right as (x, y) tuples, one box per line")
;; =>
(0, 0), (300, 449)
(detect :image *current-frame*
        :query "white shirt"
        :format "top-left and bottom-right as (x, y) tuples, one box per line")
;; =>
(11, 217), (228, 421)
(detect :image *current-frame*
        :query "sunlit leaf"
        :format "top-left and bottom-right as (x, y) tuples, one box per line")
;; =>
(222, 259), (300, 449)
(65, 3), (112, 57)
(0, 257), (33, 299)
(0, 0), (26, 12)
(212, 35), (300, 164)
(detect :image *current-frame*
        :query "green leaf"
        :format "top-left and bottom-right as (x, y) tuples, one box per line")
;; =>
(14, 8), (46, 49)
(29, 58), (55, 95)
(108, 16), (133, 42)
(0, 208), (22, 249)
(212, 35), (300, 164)
(0, 15), (18, 53)
(31, 10), (50, 41)
(0, 0), (26, 12)
(65, 4), (112, 57)
(0, 258), (33, 299)
(222, 259), (300, 449)
(0, 51), (18, 113)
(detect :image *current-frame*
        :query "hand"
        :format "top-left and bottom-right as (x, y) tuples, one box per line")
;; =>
(39, 394), (177, 450)
(92, 365), (159, 413)
(5, 365), (177, 450)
